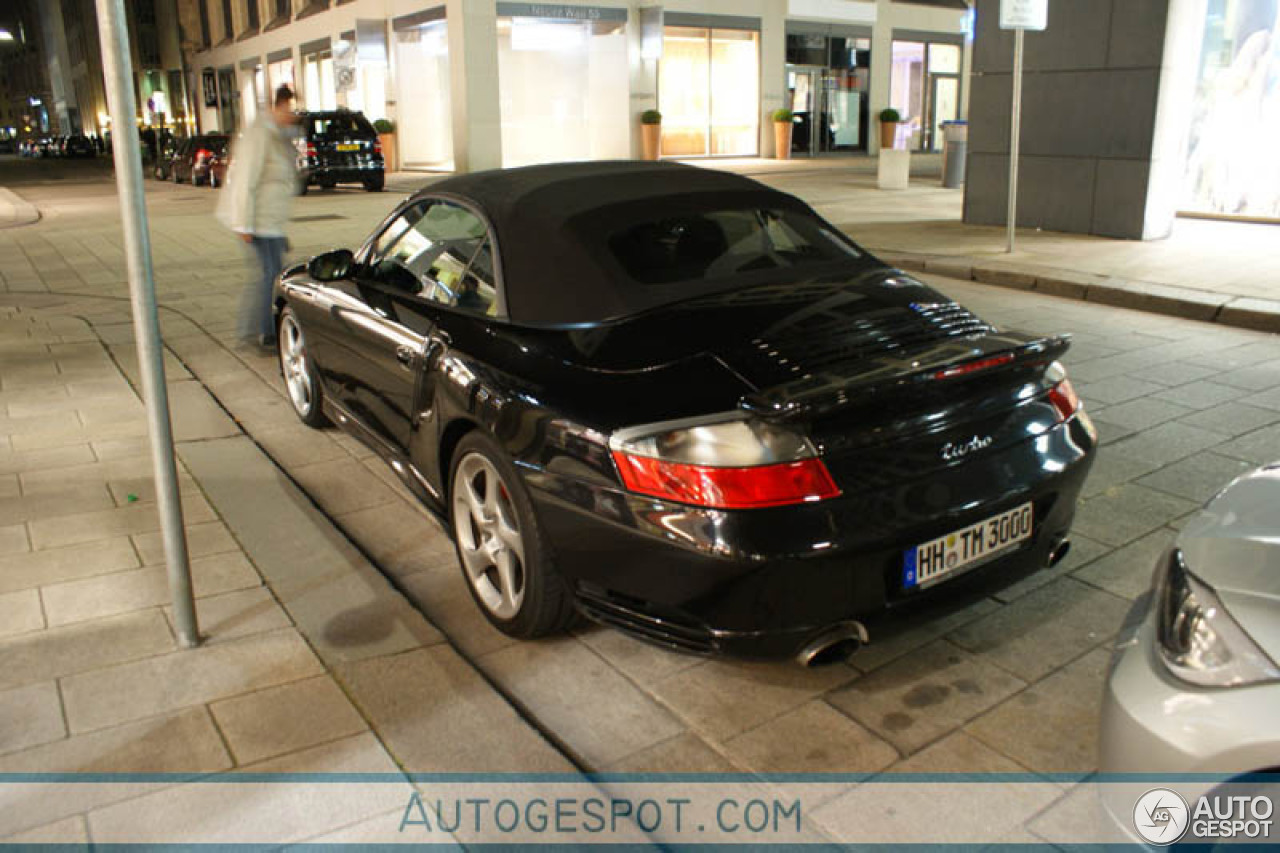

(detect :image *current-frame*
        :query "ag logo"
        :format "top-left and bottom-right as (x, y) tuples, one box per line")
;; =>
(1134, 788), (1190, 845)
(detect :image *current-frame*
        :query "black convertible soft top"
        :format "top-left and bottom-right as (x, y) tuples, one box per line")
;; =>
(423, 161), (820, 327)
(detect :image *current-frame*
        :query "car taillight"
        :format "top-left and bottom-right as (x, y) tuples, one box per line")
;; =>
(609, 416), (840, 510)
(933, 353), (1014, 380)
(306, 142), (317, 158)
(1046, 362), (1082, 422)
(195, 148), (211, 162)
(373, 140), (382, 155)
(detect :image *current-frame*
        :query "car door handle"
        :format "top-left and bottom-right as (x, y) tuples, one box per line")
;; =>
(395, 345), (417, 367)
(424, 331), (451, 361)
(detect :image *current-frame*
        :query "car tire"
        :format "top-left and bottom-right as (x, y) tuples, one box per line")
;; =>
(277, 307), (328, 429)
(364, 175), (384, 192)
(449, 431), (576, 639)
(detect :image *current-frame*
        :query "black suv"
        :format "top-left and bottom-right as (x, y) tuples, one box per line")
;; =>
(296, 109), (384, 193)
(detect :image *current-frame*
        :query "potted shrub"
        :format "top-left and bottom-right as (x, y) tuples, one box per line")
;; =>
(878, 108), (901, 150)
(373, 118), (397, 172)
(772, 108), (794, 160)
(640, 109), (662, 161)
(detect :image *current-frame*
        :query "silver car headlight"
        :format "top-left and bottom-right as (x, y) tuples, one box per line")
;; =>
(1156, 549), (1280, 687)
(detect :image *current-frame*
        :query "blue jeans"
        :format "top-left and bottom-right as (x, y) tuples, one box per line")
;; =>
(239, 235), (286, 343)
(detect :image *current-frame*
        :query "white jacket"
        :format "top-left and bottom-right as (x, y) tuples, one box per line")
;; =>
(217, 114), (298, 238)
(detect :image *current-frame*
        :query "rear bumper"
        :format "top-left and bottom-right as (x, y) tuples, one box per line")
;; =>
(302, 164), (384, 184)
(526, 415), (1096, 660)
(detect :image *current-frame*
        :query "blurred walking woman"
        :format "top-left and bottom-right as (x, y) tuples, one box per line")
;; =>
(217, 85), (300, 347)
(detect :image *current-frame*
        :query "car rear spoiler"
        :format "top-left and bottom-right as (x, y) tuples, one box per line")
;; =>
(738, 332), (1071, 422)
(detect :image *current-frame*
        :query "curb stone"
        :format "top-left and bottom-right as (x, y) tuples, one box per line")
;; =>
(0, 187), (41, 229)
(876, 250), (1279, 334)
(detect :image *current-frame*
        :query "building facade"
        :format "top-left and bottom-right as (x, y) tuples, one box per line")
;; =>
(185, 0), (972, 172)
(0, 0), (56, 141)
(31, 0), (194, 140)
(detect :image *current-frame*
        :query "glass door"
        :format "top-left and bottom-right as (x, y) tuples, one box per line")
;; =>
(786, 65), (820, 157)
(927, 75), (959, 151)
(823, 69), (865, 153)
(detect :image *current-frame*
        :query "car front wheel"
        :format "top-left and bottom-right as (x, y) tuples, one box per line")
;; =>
(278, 307), (328, 428)
(450, 431), (575, 638)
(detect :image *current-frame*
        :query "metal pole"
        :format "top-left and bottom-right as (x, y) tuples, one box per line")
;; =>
(94, 0), (199, 647)
(1006, 27), (1024, 254)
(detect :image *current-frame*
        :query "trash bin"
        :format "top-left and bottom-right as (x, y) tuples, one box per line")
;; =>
(941, 120), (968, 188)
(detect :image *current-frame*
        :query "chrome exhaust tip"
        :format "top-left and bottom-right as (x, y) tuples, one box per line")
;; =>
(796, 622), (869, 668)
(1047, 539), (1072, 568)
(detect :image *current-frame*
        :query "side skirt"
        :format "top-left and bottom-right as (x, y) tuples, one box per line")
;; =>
(319, 396), (449, 526)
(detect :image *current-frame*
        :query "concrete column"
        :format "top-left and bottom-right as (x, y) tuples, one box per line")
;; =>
(758, 0), (786, 158)
(868, 0), (892, 155)
(446, 0), (502, 173)
(626, 2), (658, 159)
(963, 0), (1184, 240)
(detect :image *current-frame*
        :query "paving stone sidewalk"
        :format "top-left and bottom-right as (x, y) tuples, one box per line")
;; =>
(1, 167), (1278, 845)
(0, 297), (570, 845)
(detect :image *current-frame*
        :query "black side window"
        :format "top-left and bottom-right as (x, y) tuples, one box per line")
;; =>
(367, 202), (499, 316)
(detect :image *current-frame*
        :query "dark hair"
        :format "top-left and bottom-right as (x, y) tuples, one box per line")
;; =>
(274, 85), (294, 107)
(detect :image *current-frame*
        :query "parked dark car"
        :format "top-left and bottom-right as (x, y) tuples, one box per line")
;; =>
(63, 135), (95, 158)
(295, 109), (384, 193)
(273, 161), (1096, 664)
(151, 133), (180, 179)
(0, 139), (15, 155)
(168, 134), (229, 185)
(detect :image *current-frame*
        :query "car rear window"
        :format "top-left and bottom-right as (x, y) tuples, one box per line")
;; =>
(308, 114), (375, 137)
(607, 208), (861, 286)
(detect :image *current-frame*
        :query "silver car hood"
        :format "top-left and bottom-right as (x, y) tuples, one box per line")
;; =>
(1178, 463), (1280, 657)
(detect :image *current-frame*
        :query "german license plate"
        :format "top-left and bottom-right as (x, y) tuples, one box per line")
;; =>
(336, 143), (359, 151)
(903, 503), (1033, 589)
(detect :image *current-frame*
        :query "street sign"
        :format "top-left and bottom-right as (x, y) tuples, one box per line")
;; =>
(1000, 0), (1049, 251)
(1000, 0), (1048, 31)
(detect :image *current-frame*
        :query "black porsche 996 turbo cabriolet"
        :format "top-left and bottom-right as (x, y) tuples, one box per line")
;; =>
(274, 161), (1096, 665)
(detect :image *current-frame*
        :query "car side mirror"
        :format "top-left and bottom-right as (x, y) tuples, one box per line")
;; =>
(308, 249), (354, 282)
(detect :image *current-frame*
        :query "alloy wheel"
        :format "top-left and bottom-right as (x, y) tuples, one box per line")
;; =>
(452, 453), (526, 620)
(279, 313), (314, 416)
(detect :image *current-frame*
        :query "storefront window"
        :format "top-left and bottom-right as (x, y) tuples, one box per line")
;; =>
(1181, 0), (1280, 220)
(891, 40), (960, 152)
(394, 21), (452, 170)
(659, 26), (759, 157)
(929, 43), (961, 74)
(241, 69), (258, 123)
(268, 58), (295, 96)
(890, 41), (925, 148)
(302, 50), (336, 111)
(497, 16), (629, 167)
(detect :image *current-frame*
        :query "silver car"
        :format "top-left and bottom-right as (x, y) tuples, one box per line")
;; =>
(1100, 463), (1280, 836)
